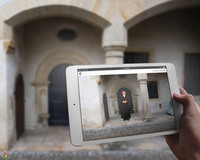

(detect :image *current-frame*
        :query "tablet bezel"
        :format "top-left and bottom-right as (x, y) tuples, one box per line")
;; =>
(66, 63), (182, 146)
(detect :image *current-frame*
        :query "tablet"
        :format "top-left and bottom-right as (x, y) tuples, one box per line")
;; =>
(66, 63), (182, 146)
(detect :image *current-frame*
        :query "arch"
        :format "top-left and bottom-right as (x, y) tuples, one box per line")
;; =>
(34, 50), (91, 82)
(0, 2), (111, 29)
(124, 0), (200, 29)
(111, 82), (138, 115)
(103, 93), (109, 121)
(32, 51), (90, 126)
(48, 63), (70, 126)
(117, 87), (133, 114)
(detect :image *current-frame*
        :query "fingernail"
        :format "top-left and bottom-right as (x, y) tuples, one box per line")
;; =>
(174, 93), (181, 97)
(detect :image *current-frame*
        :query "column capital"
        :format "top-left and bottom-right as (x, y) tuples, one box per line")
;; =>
(103, 45), (126, 51)
(32, 81), (50, 87)
(104, 46), (126, 58)
(3, 39), (16, 53)
(102, 24), (127, 48)
(137, 73), (148, 81)
(102, 19), (128, 64)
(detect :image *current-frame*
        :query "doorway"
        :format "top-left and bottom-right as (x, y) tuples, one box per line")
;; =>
(117, 87), (134, 114)
(48, 64), (70, 126)
(103, 93), (109, 121)
(15, 74), (25, 139)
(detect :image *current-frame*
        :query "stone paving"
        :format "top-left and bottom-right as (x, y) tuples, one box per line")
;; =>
(2, 127), (178, 160)
(83, 113), (176, 141)
(3, 150), (177, 160)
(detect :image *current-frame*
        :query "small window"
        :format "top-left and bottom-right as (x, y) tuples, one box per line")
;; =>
(124, 52), (149, 63)
(57, 29), (77, 41)
(184, 53), (200, 95)
(147, 81), (159, 99)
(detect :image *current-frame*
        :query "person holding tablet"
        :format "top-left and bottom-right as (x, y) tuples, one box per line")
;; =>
(166, 87), (200, 160)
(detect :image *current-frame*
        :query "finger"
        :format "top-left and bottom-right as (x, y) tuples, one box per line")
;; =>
(173, 93), (186, 104)
(174, 93), (194, 105)
(174, 93), (197, 115)
(165, 134), (180, 157)
(179, 87), (187, 95)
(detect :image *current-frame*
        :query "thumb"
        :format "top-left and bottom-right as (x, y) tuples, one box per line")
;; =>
(174, 93), (196, 115)
(173, 93), (195, 105)
(173, 93), (186, 104)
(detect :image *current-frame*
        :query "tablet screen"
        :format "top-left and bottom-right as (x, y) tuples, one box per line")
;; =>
(77, 66), (176, 141)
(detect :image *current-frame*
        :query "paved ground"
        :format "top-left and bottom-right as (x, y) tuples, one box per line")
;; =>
(83, 113), (175, 141)
(104, 113), (174, 127)
(3, 150), (177, 160)
(2, 127), (177, 160)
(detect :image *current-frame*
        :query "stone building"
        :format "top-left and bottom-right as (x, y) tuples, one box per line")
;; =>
(79, 73), (172, 129)
(0, 0), (200, 150)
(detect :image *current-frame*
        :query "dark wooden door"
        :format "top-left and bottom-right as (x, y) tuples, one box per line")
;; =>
(103, 94), (109, 121)
(117, 87), (133, 114)
(15, 74), (25, 139)
(48, 64), (70, 126)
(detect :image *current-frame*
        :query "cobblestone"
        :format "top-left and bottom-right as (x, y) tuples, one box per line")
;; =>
(83, 113), (175, 141)
(7, 127), (178, 159)
(3, 150), (177, 160)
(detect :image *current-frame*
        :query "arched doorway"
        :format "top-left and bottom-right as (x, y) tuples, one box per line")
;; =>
(48, 64), (70, 126)
(117, 87), (133, 114)
(103, 93), (109, 121)
(15, 74), (25, 139)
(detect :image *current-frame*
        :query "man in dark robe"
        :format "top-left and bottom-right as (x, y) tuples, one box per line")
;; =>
(119, 91), (131, 121)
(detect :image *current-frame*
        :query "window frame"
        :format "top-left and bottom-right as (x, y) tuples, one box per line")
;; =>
(182, 51), (200, 96)
(147, 80), (160, 101)
(124, 49), (154, 64)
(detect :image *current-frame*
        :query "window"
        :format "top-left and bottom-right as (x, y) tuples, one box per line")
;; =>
(184, 53), (200, 95)
(57, 29), (77, 41)
(147, 81), (159, 99)
(124, 52), (149, 63)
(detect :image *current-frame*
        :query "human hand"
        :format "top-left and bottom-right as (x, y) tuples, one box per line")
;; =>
(122, 101), (127, 103)
(165, 87), (200, 160)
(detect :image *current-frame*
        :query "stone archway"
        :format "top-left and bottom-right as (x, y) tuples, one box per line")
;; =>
(124, 0), (200, 29)
(111, 83), (138, 116)
(117, 87), (133, 114)
(1, 3), (111, 29)
(32, 50), (90, 126)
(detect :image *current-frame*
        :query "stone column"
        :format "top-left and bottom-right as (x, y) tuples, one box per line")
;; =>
(102, 23), (127, 64)
(137, 73), (152, 121)
(0, 22), (14, 150)
(101, 12), (128, 150)
(32, 81), (50, 127)
(0, 39), (8, 150)
(104, 46), (125, 64)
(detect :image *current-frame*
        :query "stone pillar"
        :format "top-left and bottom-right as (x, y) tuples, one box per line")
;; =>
(79, 75), (105, 128)
(104, 46), (125, 64)
(102, 23), (127, 64)
(32, 81), (50, 127)
(137, 73), (152, 121)
(0, 39), (8, 150)
(0, 22), (14, 150)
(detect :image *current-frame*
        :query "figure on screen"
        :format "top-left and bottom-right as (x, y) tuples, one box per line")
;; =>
(119, 91), (131, 121)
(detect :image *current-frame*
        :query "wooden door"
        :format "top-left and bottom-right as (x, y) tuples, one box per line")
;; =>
(117, 87), (134, 114)
(103, 93), (109, 121)
(15, 74), (25, 139)
(48, 64), (70, 126)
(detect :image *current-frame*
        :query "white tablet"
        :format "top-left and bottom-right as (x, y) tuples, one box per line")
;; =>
(66, 63), (182, 146)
